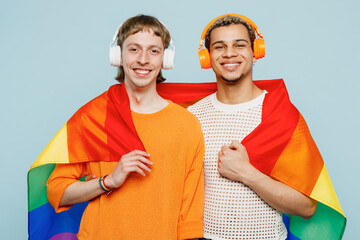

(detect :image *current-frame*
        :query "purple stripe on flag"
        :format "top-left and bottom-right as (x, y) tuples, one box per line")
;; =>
(49, 232), (77, 240)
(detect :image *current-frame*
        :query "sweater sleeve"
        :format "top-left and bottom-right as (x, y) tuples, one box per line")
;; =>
(46, 163), (89, 213)
(177, 126), (205, 240)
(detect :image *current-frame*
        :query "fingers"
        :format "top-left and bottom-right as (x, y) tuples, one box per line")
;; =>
(220, 145), (229, 153)
(118, 150), (153, 177)
(218, 141), (245, 163)
(108, 150), (153, 188)
(123, 166), (147, 176)
(229, 140), (242, 150)
(122, 159), (152, 174)
(221, 142), (243, 152)
(219, 145), (229, 161)
(124, 150), (150, 158)
(84, 174), (97, 181)
(121, 154), (153, 166)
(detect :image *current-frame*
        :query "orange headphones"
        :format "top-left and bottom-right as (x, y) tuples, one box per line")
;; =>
(198, 14), (265, 69)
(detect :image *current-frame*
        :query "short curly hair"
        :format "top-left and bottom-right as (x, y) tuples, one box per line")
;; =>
(204, 15), (256, 51)
(114, 14), (171, 83)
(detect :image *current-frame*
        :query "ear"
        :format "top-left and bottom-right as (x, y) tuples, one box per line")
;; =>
(252, 55), (257, 63)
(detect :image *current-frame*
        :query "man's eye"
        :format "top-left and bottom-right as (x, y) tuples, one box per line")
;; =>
(151, 49), (160, 54)
(130, 48), (138, 52)
(214, 46), (224, 50)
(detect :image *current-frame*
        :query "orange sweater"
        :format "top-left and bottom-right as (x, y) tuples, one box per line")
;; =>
(47, 101), (205, 240)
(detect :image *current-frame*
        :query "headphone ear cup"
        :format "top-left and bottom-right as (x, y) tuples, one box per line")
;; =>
(253, 38), (265, 59)
(110, 46), (121, 67)
(198, 48), (211, 69)
(163, 48), (175, 70)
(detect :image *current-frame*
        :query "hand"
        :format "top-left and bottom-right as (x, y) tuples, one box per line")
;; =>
(84, 174), (97, 181)
(105, 150), (153, 189)
(218, 141), (317, 219)
(218, 140), (255, 183)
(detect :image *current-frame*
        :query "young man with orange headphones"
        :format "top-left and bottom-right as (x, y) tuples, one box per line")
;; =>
(44, 15), (205, 240)
(188, 14), (317, 239)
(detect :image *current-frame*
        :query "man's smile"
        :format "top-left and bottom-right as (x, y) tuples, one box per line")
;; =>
(133, 68), (152, 77)
(221, 62), (241, 71)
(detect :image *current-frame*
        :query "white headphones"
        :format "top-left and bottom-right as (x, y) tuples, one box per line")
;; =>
(109, 23), (175, 69)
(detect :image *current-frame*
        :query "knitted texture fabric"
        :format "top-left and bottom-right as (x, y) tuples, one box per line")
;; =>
(188, 92), (287, 240)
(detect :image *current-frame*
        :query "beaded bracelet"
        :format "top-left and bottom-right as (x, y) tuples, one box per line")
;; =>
(99, 175), (113, 195)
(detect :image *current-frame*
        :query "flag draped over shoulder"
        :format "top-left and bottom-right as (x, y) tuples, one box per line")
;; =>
(28, 79), (346, 240)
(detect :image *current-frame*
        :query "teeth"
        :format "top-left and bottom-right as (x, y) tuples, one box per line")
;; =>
(223, 63), (239, 67)
(135, 69), (150, 74)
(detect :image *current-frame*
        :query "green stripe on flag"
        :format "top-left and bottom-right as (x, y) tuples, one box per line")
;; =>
(286, 202), (346, 239)
(27, 164), (56, 212)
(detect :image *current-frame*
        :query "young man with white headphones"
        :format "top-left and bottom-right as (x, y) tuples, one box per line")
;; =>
(188, 14), (318, 240)
(46, 14), (204, 240)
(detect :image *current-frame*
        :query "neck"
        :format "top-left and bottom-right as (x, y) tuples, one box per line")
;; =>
(124, 81), (168, 114)
(216, 76), (263, 104)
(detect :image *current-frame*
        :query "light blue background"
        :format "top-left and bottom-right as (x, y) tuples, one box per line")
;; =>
(1, 0), (359, 239)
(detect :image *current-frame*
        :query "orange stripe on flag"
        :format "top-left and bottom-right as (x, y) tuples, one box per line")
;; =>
(67, 93), (109, 162)
(271, 114), (323, 196)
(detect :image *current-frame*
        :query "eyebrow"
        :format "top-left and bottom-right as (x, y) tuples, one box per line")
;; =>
(211, 39), (249, 47)
(126, 43), (163, 49)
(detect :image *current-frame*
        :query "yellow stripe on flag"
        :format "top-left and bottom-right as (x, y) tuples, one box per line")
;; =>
(310, 165), (345, 216)
(30, 124), (70, 170)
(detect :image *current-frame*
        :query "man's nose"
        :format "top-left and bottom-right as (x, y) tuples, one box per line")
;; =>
(223, 47), (237, 57)
(138, 51), (150, 64)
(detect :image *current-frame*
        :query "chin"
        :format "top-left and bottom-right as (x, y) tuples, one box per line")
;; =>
(220, 73), (244, 83)
(134, 79), (155, 88)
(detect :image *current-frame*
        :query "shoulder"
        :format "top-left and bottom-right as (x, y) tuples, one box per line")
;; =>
(165, 102), (203, 135)
(187, 93), (214, 114)
(79, 91), (108, 114)
(169, 103), (205, 148)
(170, 102), (201, 124)
(71, 90), (108, 121)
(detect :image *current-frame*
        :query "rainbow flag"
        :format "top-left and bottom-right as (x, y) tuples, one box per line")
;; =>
(28, 79), (346, 239)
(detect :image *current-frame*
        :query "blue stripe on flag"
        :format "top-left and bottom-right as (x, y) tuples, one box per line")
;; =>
(28, 201), (88, 240)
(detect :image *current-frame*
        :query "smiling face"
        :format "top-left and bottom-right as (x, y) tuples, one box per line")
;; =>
(121, 29), (164, 89)
(209, 24), (256, 84)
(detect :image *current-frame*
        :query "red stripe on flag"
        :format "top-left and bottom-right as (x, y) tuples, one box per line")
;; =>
(106, 84), (145, 162)
(242, 80), (299, 175)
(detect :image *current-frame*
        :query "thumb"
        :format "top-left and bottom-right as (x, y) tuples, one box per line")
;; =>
(229, 140), (242, 150)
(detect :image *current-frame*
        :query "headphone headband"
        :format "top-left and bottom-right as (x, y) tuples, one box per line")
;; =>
(199, 14), (263, 49)
(198, 13), (265, 69)
(110, 24), (122, 48)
